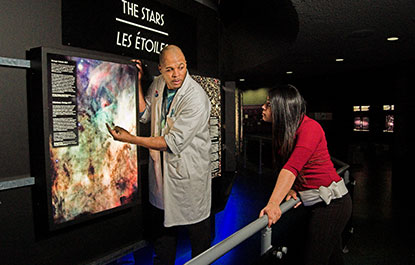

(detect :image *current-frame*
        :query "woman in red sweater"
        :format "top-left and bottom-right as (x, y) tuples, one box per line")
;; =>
(259, 84), (352, 265)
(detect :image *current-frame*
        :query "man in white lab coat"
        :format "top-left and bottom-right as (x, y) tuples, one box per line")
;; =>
(107, 45), (211, 265)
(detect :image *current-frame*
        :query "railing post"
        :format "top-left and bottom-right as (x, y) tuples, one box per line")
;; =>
(344, 170), (350, 183)
(260, 226), (272, 255)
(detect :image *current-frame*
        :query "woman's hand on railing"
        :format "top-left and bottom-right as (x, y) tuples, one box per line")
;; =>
(260, 190), (302, 228)
(286, 189), (302, 208)
(259, 201), (282, 228)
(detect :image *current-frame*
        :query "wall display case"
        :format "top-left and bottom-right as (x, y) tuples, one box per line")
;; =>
(192, 75), (222, 178)
(353, 116), (370, 132)
(353, 105), (370, 132)
(27, 47), (140, 230)
(383, 105), (394, 133)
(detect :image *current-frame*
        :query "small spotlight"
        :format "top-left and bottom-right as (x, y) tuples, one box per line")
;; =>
(286, 71), (293, 74)
(336, 58), (344, 62)
(239, 78), (245, 82)
(387, 37), (399, 41)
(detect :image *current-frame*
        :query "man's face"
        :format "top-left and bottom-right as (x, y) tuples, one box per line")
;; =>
(159, 51), (187, 90)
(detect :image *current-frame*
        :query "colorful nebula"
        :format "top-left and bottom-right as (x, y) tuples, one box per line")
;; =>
(49, 57), (138, 224)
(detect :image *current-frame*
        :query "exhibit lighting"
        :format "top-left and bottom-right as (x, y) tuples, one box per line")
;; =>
(361, 105), (370, 111)
(336, 58), (344, 62)
(383, 104), (394, 111)
(387, 37), (399, 41)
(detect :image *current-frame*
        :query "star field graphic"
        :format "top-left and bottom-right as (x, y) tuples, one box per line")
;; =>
(49, 55), (138, 224)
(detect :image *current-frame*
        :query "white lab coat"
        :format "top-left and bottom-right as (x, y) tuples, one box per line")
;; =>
(140, 71), (212, 227)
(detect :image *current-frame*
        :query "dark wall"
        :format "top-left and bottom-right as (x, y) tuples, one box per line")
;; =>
(0, 1), (219, 264)
(1, 1), (61, 180)
(161, 0), (220, 77)
(285, 63), (414, 199)
(283, 65), (399, 160)
(390, 64), (415, 200)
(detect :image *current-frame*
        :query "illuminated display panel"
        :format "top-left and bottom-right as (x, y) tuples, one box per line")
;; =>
(383, 114), (394, 133)
(353, 105), (370, 132)
(353, 105), (370, 111)
(383, 104), (394, 133)
(28, 47), (139, 230)
(383, 104), (394, 111)
(361, 105), (370, 111)
(354, 116), (370, 132)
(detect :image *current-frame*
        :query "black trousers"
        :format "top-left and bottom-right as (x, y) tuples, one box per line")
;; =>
(148, 205), (211, 265)
(303, 193), (352, 265)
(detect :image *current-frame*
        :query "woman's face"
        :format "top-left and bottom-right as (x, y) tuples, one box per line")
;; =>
(262, 97), (272, 123)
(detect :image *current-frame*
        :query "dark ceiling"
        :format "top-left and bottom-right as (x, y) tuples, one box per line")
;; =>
(214, 0), (415, 89)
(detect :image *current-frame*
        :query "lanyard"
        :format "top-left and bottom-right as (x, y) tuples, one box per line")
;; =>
(161, 86), (177, 129)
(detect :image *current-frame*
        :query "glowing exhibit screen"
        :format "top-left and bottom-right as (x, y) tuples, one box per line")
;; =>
(353, 116), (369, 132)
(383, 114), (394, 133)
(46, 52), (138, 226)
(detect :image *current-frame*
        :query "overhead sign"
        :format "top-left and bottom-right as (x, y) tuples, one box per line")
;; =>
(62, 0), (197, 65)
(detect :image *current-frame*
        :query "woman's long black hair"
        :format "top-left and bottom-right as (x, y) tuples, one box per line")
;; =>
(268, 84), (306, 170)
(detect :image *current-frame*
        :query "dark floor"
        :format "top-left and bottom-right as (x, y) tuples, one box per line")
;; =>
(109, 150), (415, 265)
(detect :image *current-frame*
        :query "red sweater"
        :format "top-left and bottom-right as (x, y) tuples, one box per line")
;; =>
(282, 116), (341, 191)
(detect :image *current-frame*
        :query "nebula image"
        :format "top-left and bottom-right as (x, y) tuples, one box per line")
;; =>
(49, 56), (138, 224)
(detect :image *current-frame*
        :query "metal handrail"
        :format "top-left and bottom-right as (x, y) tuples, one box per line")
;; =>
(184, 197), (300, 265)
(331, 156), (350, 176)
(185, 157), (351, 265)
(0, 56), (31, 68)
(0, 174), (35, 191)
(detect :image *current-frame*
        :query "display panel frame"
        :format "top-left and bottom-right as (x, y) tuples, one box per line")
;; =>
(27, 46), (140, 231)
